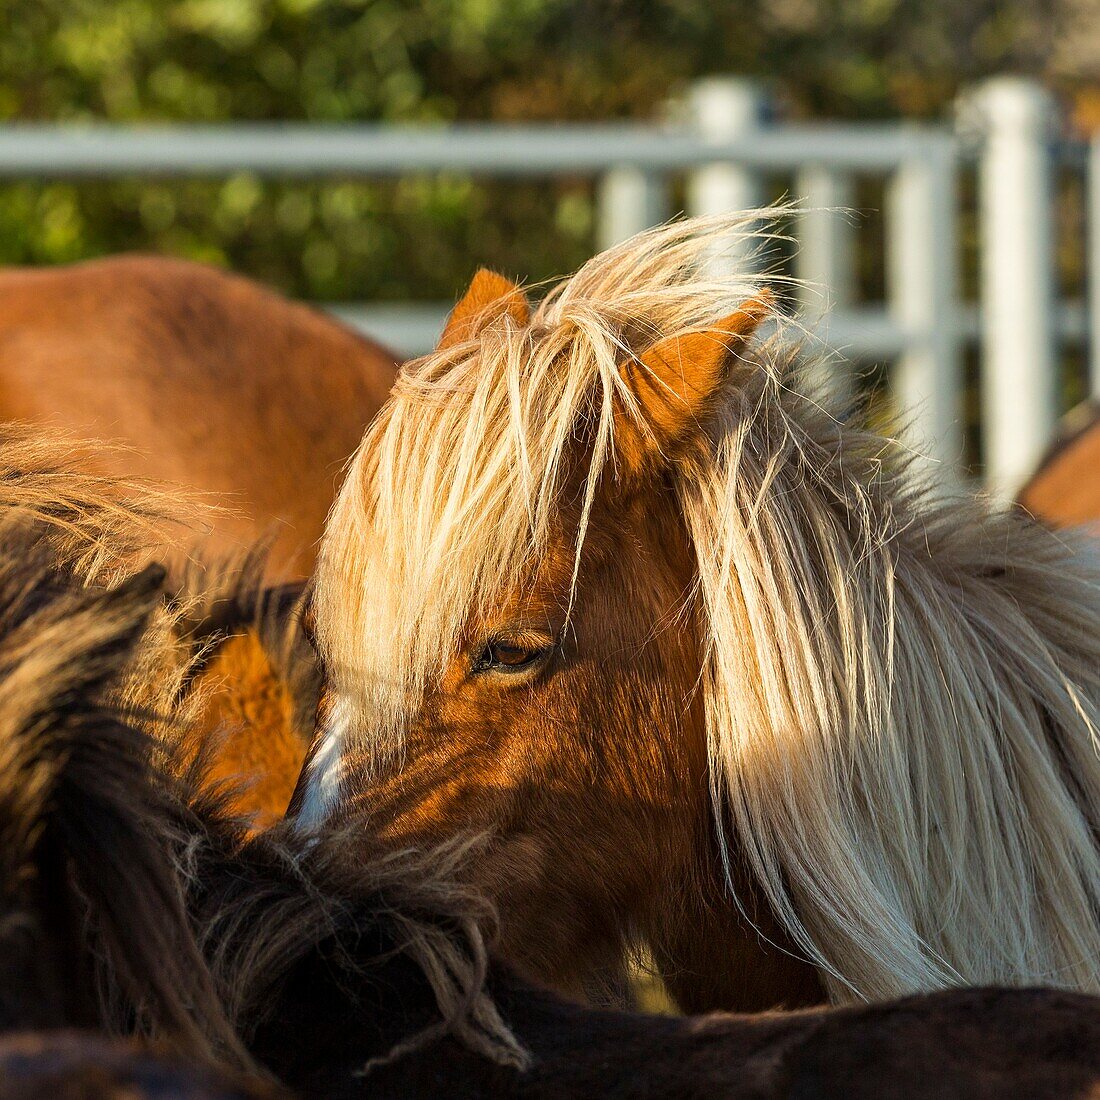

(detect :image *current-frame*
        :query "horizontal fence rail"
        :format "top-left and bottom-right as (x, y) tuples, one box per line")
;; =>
(0, 123), (954, 176)
(328, 301), (1092, 368)
(2, 76), (1094, 495)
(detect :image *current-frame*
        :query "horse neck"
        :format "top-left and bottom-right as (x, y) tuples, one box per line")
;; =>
(640, 790), (825, 1014)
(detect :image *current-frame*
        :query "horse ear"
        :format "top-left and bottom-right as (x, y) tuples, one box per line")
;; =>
(614, 293), (771, 476)
(438, 269), (530, 350)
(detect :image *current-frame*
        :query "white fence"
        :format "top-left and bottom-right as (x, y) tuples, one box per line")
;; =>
(2, 76), (1095, 495)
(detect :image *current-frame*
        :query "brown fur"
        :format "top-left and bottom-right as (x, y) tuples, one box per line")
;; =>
(0, 533), (245, 1064)
(1018, 402), (1100, 531)
(188, 633), (307, 828)
(438, 269), (532, 351)
(0, 255), (398, 577)
(169, 550), (316, 829)
(308, 272), (821, 1010)
(357, 983), (1100, 1099)
(615, 295), (771, 477)
(4, 431), (1100, 1098)
(312, 506), (819, 1010)
(0, 426), (315, 829)
(0, 456), (517, 1074)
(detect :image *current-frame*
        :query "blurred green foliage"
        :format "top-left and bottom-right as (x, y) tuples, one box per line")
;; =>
(0, 0), (1073, 301)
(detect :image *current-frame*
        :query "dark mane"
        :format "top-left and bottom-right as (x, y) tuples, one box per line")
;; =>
(0, 430), (519, 1077)
(0, 516), (244, 1064)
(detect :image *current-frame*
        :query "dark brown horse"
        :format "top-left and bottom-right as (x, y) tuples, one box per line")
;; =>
(0, 255), (398, 578)
(0, 1032), (277, 1099)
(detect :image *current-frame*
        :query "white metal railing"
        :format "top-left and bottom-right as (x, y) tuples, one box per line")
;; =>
(2, 76), (1094, 495)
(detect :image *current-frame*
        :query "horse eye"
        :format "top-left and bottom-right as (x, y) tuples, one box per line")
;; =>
(473, 638), (552, 674)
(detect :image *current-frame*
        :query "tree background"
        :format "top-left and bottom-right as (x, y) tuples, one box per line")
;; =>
(0, 0), (1094, 306)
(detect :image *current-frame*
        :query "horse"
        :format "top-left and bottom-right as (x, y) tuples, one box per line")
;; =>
(4, 477), (1100, 1100)
(0, 532), (239, 1059)
(0, 484), (516, 1081)
(0, 428), (527, 1076)
(300, 215), (1100, 1015)
(0, 254), (398, 578)
(1018, 402), (1100, 531)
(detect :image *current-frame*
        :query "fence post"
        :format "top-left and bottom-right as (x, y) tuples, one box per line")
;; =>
(795, 166), (858, 401)
(1089, 134), (1100, 401)
(596, 168), (669, 251)
(971, 77), (1058, 496)
(885, 137), (963, 474)
(686, 78), (769, 275)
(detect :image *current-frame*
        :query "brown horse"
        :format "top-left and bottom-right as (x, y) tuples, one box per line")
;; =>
(301, 216), (1100, 1015)
(1018, 402), (1100, 531)
(0, 254), (397, 578)
(6, 433), (1100, 1095)
(4, 474), (1100, 1100)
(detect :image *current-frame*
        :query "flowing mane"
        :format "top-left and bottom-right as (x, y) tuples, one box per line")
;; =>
(317, 217), (769, 763)
(317, 212), (1100, 1002)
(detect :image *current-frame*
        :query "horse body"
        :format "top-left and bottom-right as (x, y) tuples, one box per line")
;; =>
(0, 1033), (277, 1099)
(306, 217), (1100, 1012)
(3, 428), (1100, 1097)
(0, 255), (398, 577)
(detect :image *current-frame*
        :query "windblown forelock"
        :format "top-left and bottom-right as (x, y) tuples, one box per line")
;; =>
(314, 212), (775, 771)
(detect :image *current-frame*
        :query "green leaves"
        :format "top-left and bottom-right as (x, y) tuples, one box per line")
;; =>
(0, 0), (1068, 301)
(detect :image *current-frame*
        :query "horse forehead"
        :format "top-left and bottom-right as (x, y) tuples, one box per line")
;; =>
(470, 586), (566, 637)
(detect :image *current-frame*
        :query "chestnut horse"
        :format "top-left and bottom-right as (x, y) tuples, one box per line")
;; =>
(0, 255), (397, 577)
(299, 215), (1100, 1015)
(1018, 402), (1100, 531)
(5, 470), (1100, 1100)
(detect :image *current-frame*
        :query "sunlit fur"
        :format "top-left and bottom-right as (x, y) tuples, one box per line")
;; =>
(9, 432), (1100, 1097)
(170, 548), (317, 829)
(315, 212), (1100, 1004)
(0, 255), (397, 577)
(1018, 402), (1100, 531)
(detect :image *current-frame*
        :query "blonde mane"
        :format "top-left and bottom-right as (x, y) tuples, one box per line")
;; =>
(317, 212), (1100, 1002)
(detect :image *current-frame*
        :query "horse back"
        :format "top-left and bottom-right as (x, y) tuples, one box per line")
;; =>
(0, 256), (399, 577)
